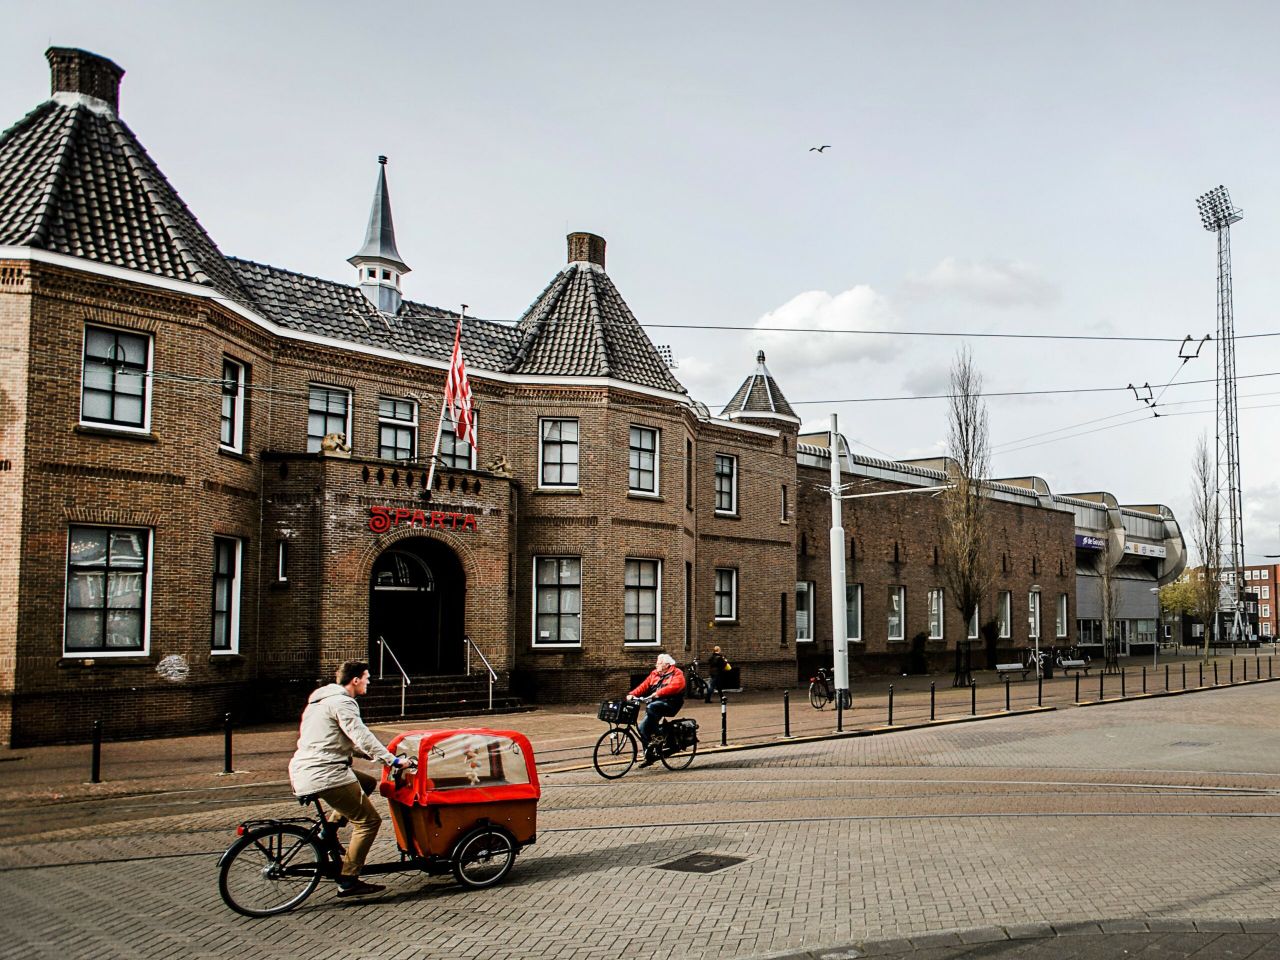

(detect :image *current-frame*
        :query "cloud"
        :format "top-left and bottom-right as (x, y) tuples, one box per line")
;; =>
(900, 364), (952, 398)
(906, 257), (1059, 308)
(751, 285), (902, 370)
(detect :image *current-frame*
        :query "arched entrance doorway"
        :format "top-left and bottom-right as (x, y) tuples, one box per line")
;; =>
(368, 538), (466, 676)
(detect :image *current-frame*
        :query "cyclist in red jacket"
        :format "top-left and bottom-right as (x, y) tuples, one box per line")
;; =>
(628, 653), (687, 766)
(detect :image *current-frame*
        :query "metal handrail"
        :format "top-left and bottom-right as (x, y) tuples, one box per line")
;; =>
(378, 636), (411, 717)
(464, 635), (497, 711)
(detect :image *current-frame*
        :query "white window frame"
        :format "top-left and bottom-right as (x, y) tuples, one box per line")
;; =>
(219, 357), (247, 453)
(1264, 586), (1271, 600)
(1056, 593), (1068, 638)
(307, 384), (352, 453)
(714, 454), (738, 515)
(532, 556), (582, 648)
(714, 567), (737, 622)
(276, 540), (289, 583)
(845, 582), (862, 642)
(624, 558), (662, 646)
(1264, 622), (1273, 637)
(212, 537), (243, 654)
(888, 585), (906, 641)
(539, 418), (580, 489)
(63, 525), (153, 657)
(80, 324), (154, 434)
(1028, 590), (1041, 639)
(377, 396), (418, 462)
(968, 604), (980, 641)
(998, 591), (1012, 639)
(927, 588), (944, 639)
(440, 408), (477, 470)
(1264, 605), (1271, 618)
(796, 580), (815, 642)
(628, 425), (660, 496)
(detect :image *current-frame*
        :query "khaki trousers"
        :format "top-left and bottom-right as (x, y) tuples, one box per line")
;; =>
(317, 769), (382, 878)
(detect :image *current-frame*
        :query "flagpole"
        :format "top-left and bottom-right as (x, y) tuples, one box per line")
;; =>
(425, 394), (448, 494)
(427, 312), (466, 493)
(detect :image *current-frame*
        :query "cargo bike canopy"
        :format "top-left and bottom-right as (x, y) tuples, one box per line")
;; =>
(380, 729), (540, 807)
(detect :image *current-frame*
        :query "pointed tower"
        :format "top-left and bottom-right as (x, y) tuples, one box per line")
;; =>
(348, 156), (410, 314)
(721, 351), (800, 427)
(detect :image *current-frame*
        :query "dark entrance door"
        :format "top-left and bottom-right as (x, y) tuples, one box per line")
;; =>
(368, 538), (466, 676)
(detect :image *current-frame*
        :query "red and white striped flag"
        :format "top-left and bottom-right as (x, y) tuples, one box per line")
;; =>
(443, 318), (476, 449)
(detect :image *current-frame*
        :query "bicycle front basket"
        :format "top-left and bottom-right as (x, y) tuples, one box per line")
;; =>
(597, 699), (639, 724)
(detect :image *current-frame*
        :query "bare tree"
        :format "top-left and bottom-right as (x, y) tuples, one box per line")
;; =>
(1095, 550), (1123, 672)
(940, 346), (994, 682)
(1189, 433), (1222, 661)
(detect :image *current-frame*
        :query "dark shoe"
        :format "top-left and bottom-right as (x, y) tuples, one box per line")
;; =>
(336, 879), (386, 898)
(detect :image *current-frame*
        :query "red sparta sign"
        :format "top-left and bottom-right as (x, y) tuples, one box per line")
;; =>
(368, 506), (478, 534)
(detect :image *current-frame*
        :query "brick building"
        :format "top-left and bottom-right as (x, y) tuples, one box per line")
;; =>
(0, 48), (1184, 746)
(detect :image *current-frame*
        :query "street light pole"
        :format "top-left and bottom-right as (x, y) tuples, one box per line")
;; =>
(828, 414), (849, 705)
(1031, 584), (1041, 678)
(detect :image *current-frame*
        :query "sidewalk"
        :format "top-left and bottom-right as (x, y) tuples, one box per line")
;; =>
(2, 651), (1273, 809)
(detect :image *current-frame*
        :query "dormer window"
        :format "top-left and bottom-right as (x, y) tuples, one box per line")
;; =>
(382, 269), (392, 280)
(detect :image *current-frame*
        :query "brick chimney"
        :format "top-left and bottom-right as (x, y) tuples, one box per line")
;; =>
(567, 232), (606, 269)
(46, 47), (125, 113)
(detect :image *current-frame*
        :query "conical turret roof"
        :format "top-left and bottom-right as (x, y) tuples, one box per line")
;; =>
(348, 156), (408, 272)
(721, 350), (798, 423)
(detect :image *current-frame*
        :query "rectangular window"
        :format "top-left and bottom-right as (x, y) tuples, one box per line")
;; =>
(781, 484), (789, 521)
(624, 559), (661, 645)
(1264, 586), (1271, 600)
(307, 385), (351, 453)
(796, 581), (815, 642)
(378, 396), (417, 462)
(845, 582), (862, 642)
(440, 408), (476, 469)
(928, 588), (944, 639)
(81, 325), (151, 430)
(684, 438), (693, 510)
(212, 537), (243, 653)
(714, 455), (738, 514)
(1264, 622), (1273, 637)
(1056, 593), (1068, 637)
(220, 358), (247, 452)
(628, 426), (659, 494)
(1264, 605), (1271, 618)
(888, 585), (905, 641)
(533, 557), (581, 647)
(65, 526), (150, 654)
(968, 604), (980, 641)
(539, 418), (579, 487)
(276, 540), (288, 582)
(714, 568), (737, 621)
(1028, 591), (1041, 639)
(998, 591), (1011, 638)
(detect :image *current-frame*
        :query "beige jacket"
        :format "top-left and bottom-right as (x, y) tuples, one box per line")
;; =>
(287, 683), (397, 795)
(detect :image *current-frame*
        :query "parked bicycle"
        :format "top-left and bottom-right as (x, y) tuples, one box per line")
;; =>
(808, 667), (851, 710)
(592, 698), (698, 778)
(1054, 645), (1091, 668)
(684, 658), (709, 700)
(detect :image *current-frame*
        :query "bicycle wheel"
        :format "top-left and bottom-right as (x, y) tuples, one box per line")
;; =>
(218, 824), (325, 917)
(593, 727), (637, 779)
(451, 826), (516, 888)
(660, 730), (697, 771)
(809, 681), (828, 710)
(688, 674), (708, 699)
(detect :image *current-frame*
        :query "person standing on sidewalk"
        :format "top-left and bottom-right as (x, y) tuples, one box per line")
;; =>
(287, 660), (409, 898)
(705, 645), (728, 703)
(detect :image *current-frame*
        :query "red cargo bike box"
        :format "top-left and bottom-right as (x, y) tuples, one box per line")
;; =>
(379, 729), (540, 807)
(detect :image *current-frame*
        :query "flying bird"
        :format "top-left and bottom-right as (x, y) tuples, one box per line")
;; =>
(809, 145), (831, 152)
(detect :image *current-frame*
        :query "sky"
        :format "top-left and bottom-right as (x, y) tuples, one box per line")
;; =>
(5, 1), (1280, 559)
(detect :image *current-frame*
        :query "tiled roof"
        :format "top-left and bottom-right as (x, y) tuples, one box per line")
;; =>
(508, 263), (685, 393)
(0, 97), (249, 300)
(721, 350), (797, 420)
(228, 259), (520, 371)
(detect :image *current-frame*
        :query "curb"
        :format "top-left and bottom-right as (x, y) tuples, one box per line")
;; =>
(1072, 673), (1280, 707)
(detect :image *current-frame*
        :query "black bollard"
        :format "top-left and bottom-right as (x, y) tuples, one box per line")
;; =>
(1166, 664), (1169, 691)
(1183, 662), (1187, 689)
(1230, 660), (1234, 685)
(1099, 671), (1105, 701)
(930, 681), (936, 722)
(1074, 673), (1080, 704)
(1004, 677), (1011, 711)
(1199, 662), (1204, 687)
(1142, 666), (1146, 695)
(888, 685), (894, 726)
(720, 695), (728, 747)
(970, 680), (976, 715)
(223, 712), (234, 775)
(1038, 675), (1043, 707)
(835, 688), (843, 733)
(1120, 669), (1126, 698)
(1214, 661), (1219, 686)
(783, 690), (791, 738)
(90, 719), (102, 784)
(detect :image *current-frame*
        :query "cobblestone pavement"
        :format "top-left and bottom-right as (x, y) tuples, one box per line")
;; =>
(2, 669), (1280, 959)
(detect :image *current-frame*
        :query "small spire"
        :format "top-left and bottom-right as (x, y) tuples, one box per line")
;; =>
(756, 350), (766, 365)
(348, 156), (409, 273)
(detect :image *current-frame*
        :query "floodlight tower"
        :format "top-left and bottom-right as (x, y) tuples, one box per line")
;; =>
(1197, 185), (1246, 643)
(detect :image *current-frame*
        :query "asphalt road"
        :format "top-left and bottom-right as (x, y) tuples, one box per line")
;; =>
(2, 681), (1280, 959)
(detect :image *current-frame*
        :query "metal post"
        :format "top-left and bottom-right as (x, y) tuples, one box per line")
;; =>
(828, 413), (850, 708)
(888, 685), (894, 726)
(930, 681), (936, 721)
(783, 690), (791, 738)
(1183, 662), (1187, 689)
(379, 637), (384, 680)
(720, 695), (728, 747)
(1214, 661), (1219, 686)
(835, 689), (843, 733)
(1142, 666), (1146, 695)
(90, 719), (102, 784)
(1166, 664), (1170, 691)
(1121, 669), (1126, 698)
(1038, 675), (1043, 707)
(1074, 673), (1080, 703)
(1230, 659), (1234, 684)
(1199, 662), (1204, 687)
(1004, 677), (1011, 711)
(223, 713), (233, 775)
(1099, 671), (1105, 700)
(970, 680), (976, 716)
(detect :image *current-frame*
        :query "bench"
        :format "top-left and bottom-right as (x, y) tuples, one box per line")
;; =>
(995, 662), (1030, 681)
(1060, 659), (1090, 675)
